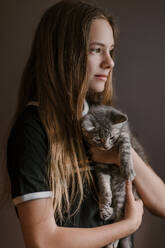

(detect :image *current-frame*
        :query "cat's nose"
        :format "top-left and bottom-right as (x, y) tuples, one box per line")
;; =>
(103, 145), (109, 150)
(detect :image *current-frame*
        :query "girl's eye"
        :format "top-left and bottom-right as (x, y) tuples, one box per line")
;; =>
(109, 49), (114, 57)
(90, 48), (101, 54)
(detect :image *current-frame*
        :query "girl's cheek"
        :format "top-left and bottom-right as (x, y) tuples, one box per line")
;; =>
(87, 58), (94, 70)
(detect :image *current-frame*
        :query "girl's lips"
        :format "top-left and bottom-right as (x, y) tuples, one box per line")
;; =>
(95, 75), (108, 80)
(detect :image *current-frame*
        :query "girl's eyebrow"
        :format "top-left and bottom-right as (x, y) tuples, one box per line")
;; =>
(89, 42), (115, 48)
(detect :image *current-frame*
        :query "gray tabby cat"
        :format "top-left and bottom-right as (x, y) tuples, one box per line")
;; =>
(81, 105), (148, 248)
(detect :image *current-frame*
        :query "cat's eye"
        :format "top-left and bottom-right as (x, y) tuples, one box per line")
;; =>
(110, 136), (114, 140)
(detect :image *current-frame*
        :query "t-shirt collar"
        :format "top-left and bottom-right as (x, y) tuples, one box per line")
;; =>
(82, 99), (89, 117)
(26, 100), (89, 117)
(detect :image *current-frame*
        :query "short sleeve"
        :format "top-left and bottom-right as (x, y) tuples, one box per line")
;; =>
(7, 106), (52, 206)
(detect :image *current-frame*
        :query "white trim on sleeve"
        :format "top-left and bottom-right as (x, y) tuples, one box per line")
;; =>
(13, 191), (53, 206)
(26, 101), (39, 107)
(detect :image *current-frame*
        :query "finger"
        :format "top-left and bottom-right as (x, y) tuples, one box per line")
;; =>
(136, 200), (144, 216)
(137, 199), (144, 208)
(125, 181), (134, 202)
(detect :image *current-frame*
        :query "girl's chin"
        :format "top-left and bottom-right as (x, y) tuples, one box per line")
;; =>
(89, 85), (105, 93)
(89, 80), (106, 93)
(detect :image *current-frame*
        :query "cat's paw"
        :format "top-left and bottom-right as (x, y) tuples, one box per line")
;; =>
(106, 244), (114, 248)
(121, 166), (136, 181)
(126, 167), (136, 181)
(113, 240), (119, 248)
(100, 205), (114, 221)
(106, 240), (119, 248)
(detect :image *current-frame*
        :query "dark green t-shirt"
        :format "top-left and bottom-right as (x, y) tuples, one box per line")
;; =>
(7, 105), (134, 247)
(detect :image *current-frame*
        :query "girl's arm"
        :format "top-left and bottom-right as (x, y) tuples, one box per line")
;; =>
(131, 147), (165, 218)
(90, 146), (165, 218)
(17, 182), (143, 248)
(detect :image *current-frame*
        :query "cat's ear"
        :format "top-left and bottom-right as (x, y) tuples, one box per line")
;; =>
(81, 118), (95, 132)
(111, 110), (128, 125)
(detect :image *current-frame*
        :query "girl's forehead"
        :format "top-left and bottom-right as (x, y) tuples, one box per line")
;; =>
(88, 19), (114, 48)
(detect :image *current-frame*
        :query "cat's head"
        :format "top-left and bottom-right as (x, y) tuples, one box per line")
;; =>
(81, 105), (128, 150)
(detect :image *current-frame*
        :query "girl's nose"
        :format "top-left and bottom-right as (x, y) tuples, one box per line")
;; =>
(102, 53), (115, 69)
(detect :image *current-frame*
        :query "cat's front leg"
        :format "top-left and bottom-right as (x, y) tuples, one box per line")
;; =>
(118, 134), (136, 181)
(96, 168), (114, 221)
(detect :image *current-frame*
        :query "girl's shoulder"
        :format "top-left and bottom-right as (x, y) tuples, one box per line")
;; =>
(13, 103), (42, 130)
(7, 103), (51, 207)
(7, 103), (49, 168)
(8, 103), (47, 145)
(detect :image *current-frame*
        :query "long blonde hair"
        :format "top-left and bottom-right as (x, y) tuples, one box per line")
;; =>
(9, 1), (118, 223)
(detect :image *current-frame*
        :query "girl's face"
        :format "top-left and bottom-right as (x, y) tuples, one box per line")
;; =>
(87, 18), (115, 93)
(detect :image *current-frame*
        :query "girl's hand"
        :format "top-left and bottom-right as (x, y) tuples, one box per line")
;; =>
(124, 181), (144, 231)
(89, 146), (120, 166)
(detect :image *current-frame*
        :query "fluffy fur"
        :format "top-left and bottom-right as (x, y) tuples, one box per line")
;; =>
(81, 105), (148, 248)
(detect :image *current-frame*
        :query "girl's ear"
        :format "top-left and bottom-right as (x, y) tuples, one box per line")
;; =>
(81, 116), (95, 132)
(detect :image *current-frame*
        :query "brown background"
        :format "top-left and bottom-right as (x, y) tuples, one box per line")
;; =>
(0, 0), (165, 247)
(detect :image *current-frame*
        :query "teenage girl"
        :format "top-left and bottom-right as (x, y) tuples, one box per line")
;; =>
(7, 1), (165, 248)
